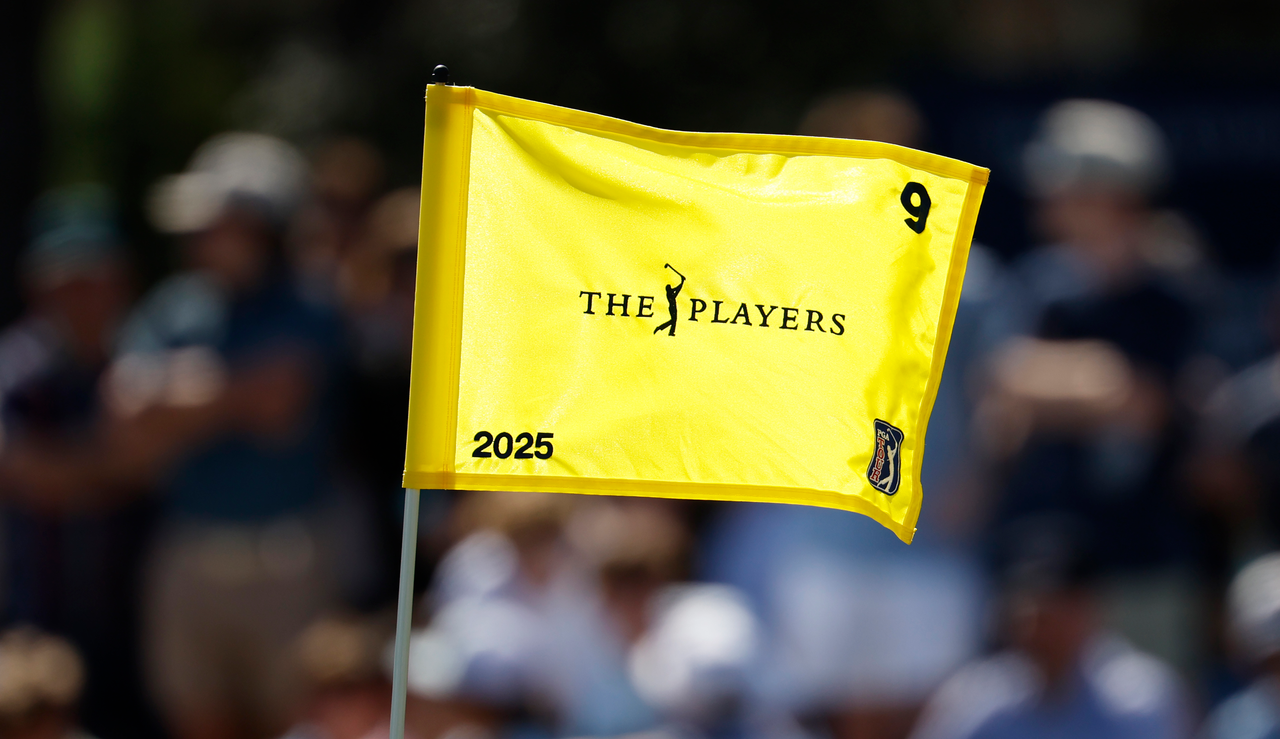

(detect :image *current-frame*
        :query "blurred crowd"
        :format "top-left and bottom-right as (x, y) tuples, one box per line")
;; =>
(7, 78), (1280, 739)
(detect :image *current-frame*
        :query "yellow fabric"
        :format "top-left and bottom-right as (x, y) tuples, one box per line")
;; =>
(404, 85), (988, 543)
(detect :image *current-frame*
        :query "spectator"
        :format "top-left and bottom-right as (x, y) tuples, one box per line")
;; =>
(912, 516), (1190, 739)
(406, 491), (579, 738)
(410, 493), (762, 739)
(108, 133), (344, 739)
(0, 185), (159, 739)
(1202, 553), (1280, 739)
(1013, 99), (1174, 316)
(0, 626), (97, 739)
(984, 100), (1201, 671)
(553, 500), (690, 737)
(277, 614), (399, 739)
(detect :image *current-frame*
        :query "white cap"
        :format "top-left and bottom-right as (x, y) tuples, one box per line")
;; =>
(1024, 99), (1169, 197)
(629, 585), (760, 723)
(149, 132), (308, 234)
(1229, 553), (1280, 663)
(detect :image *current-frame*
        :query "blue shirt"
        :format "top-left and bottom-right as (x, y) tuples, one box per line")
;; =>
(912, 638), (1189, 739)
(1203, 679), (1280, 739)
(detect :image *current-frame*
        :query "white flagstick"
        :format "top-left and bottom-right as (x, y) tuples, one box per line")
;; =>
(392, 62), (450, 739)
(389, 488), (421, 739)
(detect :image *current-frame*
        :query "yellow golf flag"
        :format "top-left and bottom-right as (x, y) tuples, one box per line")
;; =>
(403, 84), (987, 543)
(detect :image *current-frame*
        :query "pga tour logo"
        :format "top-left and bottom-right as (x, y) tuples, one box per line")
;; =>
(866, 419), (904, 495)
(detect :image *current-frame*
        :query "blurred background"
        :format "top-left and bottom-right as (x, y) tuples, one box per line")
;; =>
(4, 1), (1280, 739)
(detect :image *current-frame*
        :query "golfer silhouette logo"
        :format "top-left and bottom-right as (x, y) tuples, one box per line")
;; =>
(653, 264), (685, 337)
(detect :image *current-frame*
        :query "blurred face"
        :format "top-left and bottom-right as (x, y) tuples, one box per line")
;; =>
(601, 567), (663, 645)
(512, 525), (563, 589)
(1035, 189), (1146, 278)
(189, 207), (274, 291)
(1006, 587), (1097, 687)
(31, 265), (129, 365)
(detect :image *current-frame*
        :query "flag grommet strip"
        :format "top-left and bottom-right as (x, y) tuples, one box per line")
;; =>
(404, 85), (475, 476)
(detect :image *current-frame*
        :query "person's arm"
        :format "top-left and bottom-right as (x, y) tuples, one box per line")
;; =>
(222, 350), (317, 441)
(0, 349), (317, 512)
(104, 348), (317, 465)
(976, 338), (1169, 459)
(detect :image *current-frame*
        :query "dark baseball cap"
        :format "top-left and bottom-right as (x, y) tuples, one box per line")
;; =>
(23, 184), (123, 287)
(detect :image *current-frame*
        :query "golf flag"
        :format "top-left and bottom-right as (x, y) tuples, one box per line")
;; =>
(403, 84), (987, 542)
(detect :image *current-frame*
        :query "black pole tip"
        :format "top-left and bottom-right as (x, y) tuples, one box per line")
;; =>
(432, 65), (451, 84)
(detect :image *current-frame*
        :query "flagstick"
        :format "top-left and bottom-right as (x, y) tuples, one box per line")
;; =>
(390, 487), (421, 739)
(392, 63), (449, 739)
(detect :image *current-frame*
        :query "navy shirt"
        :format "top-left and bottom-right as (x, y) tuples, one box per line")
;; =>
(120, 273), (342, 523)
(997, 274), (1196, 570)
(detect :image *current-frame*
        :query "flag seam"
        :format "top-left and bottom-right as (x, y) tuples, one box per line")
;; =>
(468, 88), (989, 186)
(898, 176), (989, 542)
(401, 471), (916, 537)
